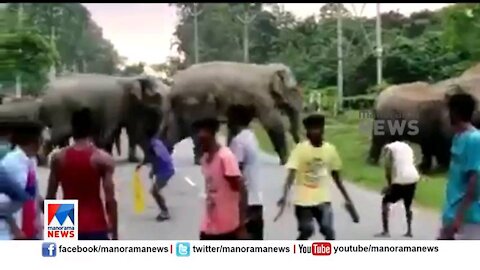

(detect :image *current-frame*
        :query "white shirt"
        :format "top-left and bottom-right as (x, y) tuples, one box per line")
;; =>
(384, 141), (420, 185)
(229, 129), (263, 205)
(0, 147), (41, 240)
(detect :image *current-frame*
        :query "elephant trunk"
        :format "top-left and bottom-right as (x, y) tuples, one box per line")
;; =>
(286, 107), (301, 144)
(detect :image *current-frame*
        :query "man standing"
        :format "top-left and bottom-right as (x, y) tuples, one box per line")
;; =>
(136, 109), (175, 221)
(0, 120), (31, 240)
(1, 121), (44, 239)
(193, 118), (247, 240)
(46, 108), (118, 240)
(375, 140), (420, 238)
(439, 92), (480, 240)
(228, 105), (263, 240)
(277, 114), (356, 240)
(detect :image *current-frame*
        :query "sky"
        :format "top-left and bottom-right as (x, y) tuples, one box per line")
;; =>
(83, 3), (452, 65)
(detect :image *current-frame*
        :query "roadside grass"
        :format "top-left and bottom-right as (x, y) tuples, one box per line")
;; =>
(253, 112), (446, 211)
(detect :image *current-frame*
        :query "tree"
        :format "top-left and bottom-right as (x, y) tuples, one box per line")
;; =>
(0, 6), (59, 95)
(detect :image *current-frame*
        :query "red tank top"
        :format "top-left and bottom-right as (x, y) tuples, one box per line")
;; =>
(58, 146), (108, 233)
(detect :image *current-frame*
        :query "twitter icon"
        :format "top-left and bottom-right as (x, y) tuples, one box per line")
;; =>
(176, 242), (190, 257)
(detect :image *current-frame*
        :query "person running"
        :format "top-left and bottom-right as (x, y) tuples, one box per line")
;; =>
(375, 140), (420, 238)
(1, 121), (44, 239)
(439, 92), (480, 240)
(136, 109), (174, 221)
(193, 118), (248, 240)
(45, 108), (118, 240)
(227, 105), (263, 240)
(277, 114), (356, 240)
(0, 120), (31, 240)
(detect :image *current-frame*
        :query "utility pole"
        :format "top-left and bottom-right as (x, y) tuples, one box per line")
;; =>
(189, 3), (202, 64)
(236, 5), (257, 63)
(15, 3), (23, 98)
(376, 3), (383, 85)
(48, 25), (56, 81)
(336, 5), (343, 113)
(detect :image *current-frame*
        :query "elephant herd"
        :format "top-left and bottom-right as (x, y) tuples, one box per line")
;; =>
(367, 67), (480, 173)
(0, 61), (303, 166)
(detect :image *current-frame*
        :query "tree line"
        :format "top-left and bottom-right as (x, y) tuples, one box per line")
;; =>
(0, 3), (123, 95)
(168, 3), (480, 98)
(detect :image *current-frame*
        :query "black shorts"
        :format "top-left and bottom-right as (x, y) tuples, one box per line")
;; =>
(199, 229), (238, 240)
(383, 183), (417, 206)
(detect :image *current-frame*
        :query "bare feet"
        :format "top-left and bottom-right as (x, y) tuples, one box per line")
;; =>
(374, 232), (390, 238)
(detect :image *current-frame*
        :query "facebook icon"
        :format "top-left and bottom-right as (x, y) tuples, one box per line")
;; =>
(42, 242), (57, 257)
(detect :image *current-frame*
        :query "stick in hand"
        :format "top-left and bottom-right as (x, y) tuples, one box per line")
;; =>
(274, 198), (287, 222)
(344, 201), (360, 223)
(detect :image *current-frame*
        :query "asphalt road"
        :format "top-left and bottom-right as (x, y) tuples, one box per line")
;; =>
(37, 133), (441, 240)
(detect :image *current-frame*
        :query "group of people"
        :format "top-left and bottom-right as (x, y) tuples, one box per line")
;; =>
(374, 91), (480, 240)
(0, 90), (479, 240)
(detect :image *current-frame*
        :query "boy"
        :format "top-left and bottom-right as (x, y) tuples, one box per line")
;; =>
(1, 121), (44, 239)
(277, 114), (356, 240)
(136, 109), (175, 221)
(0, 120), (31, 240)
(375, 140), (420, 238)
(228, 105), (263, 240)
(439, 92), (480, 240)
(193, 118), (247, 240)
(46, 108), (118, 240)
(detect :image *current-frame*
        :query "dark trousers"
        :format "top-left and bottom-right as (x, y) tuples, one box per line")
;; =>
(78, 231), (110, 240)
(245, 205), (264, 240)
(295, 202), (335, 240)
(199, 230), (238, 240)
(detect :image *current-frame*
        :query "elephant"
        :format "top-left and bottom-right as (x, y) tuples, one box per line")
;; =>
(38, 73), (165, 162)
(161, 61), (303, 165)
(0, 98), (51, 163)
(367, 82), (453, 173)
(111, 78), (170, 162)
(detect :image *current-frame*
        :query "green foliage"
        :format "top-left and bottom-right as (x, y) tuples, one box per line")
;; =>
(1, 3), (123, 95)
(172, 3), (480, 97)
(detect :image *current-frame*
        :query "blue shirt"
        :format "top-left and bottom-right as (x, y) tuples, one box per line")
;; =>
(148, 138), (174, 182)
(442, 128), (480, 224)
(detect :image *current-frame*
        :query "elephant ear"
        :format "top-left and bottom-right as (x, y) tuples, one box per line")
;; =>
(126, 77), (161, 101)
(269, 64), (299, 106)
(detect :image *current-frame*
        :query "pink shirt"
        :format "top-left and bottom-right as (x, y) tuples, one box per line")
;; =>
(200, 146), (242, 235)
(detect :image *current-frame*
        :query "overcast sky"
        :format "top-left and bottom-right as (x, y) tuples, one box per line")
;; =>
(83, 3), (452, 65)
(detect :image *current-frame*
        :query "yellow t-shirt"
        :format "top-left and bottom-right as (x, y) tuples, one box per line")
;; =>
(285, 141), (342, 206)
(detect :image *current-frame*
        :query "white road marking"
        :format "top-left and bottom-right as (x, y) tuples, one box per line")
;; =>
(184, 176), (196, 187)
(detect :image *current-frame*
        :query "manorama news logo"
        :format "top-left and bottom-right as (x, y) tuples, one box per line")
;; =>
(43, 199), (78, 240)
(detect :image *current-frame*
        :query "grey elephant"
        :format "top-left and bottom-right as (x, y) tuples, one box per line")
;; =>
(39, 73), (165, 161)
(115, 78), (170, 162)
(161, 61), (303, 165)
(0, 98), (51, 162)
(367, 82), (453, 173)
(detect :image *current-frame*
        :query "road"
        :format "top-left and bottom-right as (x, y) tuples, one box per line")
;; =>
(37, 133), (441, 240)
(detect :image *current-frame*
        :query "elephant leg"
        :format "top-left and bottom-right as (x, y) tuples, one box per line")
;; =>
(125, 123), (139, 162)
(226, 122), (239, 146)
(192, 133), (202, 165)
(367, 132), (388, 165)
(114, 129), (122, 157)
(38, 140), (53, 167)
(258, 110), (287, 165)
(419, 142), (433, 173)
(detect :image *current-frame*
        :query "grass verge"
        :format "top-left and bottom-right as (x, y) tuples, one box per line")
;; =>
(253, 115), (446, 211)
